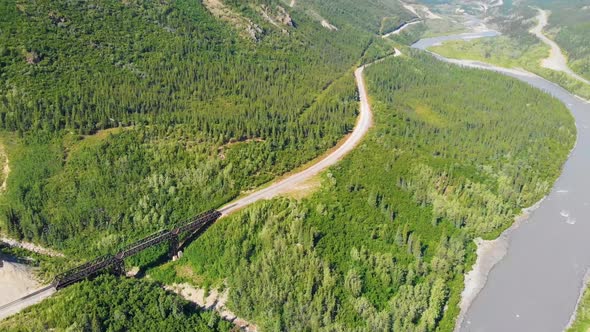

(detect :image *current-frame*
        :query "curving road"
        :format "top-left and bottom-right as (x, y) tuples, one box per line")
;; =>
(220, 43), (409, 217)
(1, 28), (409, 320)
(0, 63), (372, 319)
(530, 8), (590, 85)
(219, 64), (373, 216)
(0, 286), (55, 320)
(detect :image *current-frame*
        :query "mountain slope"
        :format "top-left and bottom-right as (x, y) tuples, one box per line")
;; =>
(0, 0), (409, 257)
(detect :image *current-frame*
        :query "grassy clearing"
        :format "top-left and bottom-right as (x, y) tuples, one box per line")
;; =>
(430, 36), (590, 99)
(422, 18), (468, 38)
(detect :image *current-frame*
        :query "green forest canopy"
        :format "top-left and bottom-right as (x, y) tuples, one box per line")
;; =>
(0, 275), (233, 332)
(0, 0), (412, 258)
(0, 0), (577, 331)
(148, 52), (575, 331)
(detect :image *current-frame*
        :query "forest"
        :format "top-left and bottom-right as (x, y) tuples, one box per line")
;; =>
(0, 0), (577, 330)
(144, 52), (575, 331)
(0, 0), (412, 259)
(0, 275), (232, 331)
(0, 0), (413, 329)
(295, 0), (414, 35)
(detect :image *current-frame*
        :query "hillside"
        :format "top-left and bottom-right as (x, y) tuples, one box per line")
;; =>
(0, 0), (412, 258)
(145, 52), (574, 331)
(0, 0), (414, 329)
(2, 50), (575, 330)
(0, 1), (579, 331)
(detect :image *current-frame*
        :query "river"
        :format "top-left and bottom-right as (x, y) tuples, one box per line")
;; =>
(414, 32), (590, 331)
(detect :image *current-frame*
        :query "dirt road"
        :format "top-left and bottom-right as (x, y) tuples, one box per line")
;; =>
(0, 257), (56, 320)
(0, 50), (379, 323)
(0, 21), (413, 322)
(530, 8), (590, 85)
(0, 284), (55, 320)
(219, 64), (373, 215)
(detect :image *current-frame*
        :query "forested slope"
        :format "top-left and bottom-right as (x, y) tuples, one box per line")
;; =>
(0, 0), (410, 258)
(0, 275), (232, 331)
(146, 52), (575, 331)
(294, 0), (415, 34)
(0, 0), (413, 329)
(0, 1), (576, 330)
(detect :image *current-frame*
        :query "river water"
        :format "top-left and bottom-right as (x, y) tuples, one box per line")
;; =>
(413, 33), (590, 331)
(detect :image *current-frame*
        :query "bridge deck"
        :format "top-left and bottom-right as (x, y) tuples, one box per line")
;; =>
(52, 210), (222, 289)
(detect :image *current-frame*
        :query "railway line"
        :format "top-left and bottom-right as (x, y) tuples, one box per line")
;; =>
(0, 17), (381, 318)
(0, 210), (221, 319)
